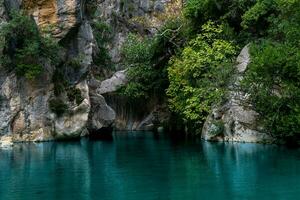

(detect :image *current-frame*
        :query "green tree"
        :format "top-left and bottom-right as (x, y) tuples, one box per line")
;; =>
(167, 22), (237, 133)
(242, 0), (300, 140)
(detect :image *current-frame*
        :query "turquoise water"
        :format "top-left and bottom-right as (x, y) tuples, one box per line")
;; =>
(1, 132), (300, 200)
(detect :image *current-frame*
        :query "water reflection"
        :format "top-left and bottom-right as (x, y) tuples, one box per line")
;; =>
(0, 132), (300, 200)
(202, 142), (300, 199)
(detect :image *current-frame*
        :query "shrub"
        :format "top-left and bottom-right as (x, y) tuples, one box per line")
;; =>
(52, 69), (68, 96)
(121, 33), (153, 65)
(118, 18), (186, 100)
(49, 99), (68, 117)
(91, 20), (113, 67)
(184, 0), (256, 33)
(66, 54), (84, 70)
(0, 11), (60, 79)
(67, 87), (84, 105)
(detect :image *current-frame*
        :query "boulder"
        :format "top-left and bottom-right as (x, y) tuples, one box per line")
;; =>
(88, 94), (116, 131)
(202, 45), (275, 144)
(54, 81), (91, 139)
(97, 70), (127, 94)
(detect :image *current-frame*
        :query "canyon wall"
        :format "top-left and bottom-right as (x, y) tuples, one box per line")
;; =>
(0, 0), (179, 144)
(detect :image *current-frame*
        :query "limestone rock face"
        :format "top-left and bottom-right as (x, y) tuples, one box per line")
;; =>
(54, 81), (91, 139)
(87, 72), (119, 133)
(0, 71), (56, 142)
(88, 94), (116, 131)
(0, 0), (179, 144)
(97, 70), (127, 94)
(0, 0), (93, 143)
(96, 0), (182, 64)
(202, 45), (275, 144)
(22, 0), (83, 39)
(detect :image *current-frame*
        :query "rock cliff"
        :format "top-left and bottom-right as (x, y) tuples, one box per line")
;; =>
(0, 0), (177, 143)
(201, 46), (275, 144)
(23, 0), (83, 39)
(0, 0), (92, 142)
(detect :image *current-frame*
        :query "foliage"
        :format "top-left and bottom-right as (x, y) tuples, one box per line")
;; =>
(0, 11), (60, 79)
(49, 99), (68, 117)
(241, 0), (300, 139)
(167, 22), (236, 132)
(91, 20), (113, 67)
(52, 69), (68, 96)
(121, 33), (153, 65)
(209, 120), (225, 136)
(66, 54), (84, 70)
(184, 0), (256, 33)
(0, 95), (4, 106)
(67, 87), (84, 105)
(243, 41), (300, 138)
(119, 33), (169, 99)
(119, 18), (188, 100)
(113, 0), (300, 140)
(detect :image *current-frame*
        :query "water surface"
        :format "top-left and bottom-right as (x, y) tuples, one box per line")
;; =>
(1, 132), (300, 200)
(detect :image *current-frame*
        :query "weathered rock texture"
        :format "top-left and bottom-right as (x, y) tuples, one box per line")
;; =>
(96, 0), (182, 64)
(89, 0), (178, 131)
(90, 70), (169, 131)
(0, 0), (178, 144)
(22, 0), (84, 39)
(202, 46), (275, 143)
(0, 0), (92, 142)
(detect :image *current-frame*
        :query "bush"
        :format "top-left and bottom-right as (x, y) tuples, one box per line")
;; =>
(66, 54), (84, 70)
(118, 18), (186, 100)
(52, 69), (68, 96)
(184, 0), (256, 33)
(0, 11), (60, 79)
(243, 41), (300, 138)
(118, 33), (167, 99)
(121, 33), (153, 65)
(91, 20), (113, 67)
(49, 99), (68, 117)
(67, 87), (84, 105)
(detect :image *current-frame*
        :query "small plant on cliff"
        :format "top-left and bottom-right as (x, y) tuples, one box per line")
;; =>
(0, 95), (4, 106)
(49, 99), (68, 117)
(67, 87), (84, 105)
(91, 20), (113, 67)
(66, 54), (85, 70)
(0, 11), (60, 79)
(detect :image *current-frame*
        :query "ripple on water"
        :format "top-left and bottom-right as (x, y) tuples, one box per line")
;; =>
(0, 132), (300, 200)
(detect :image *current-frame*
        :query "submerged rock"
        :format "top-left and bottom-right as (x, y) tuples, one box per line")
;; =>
(202, 45), (275, 144)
